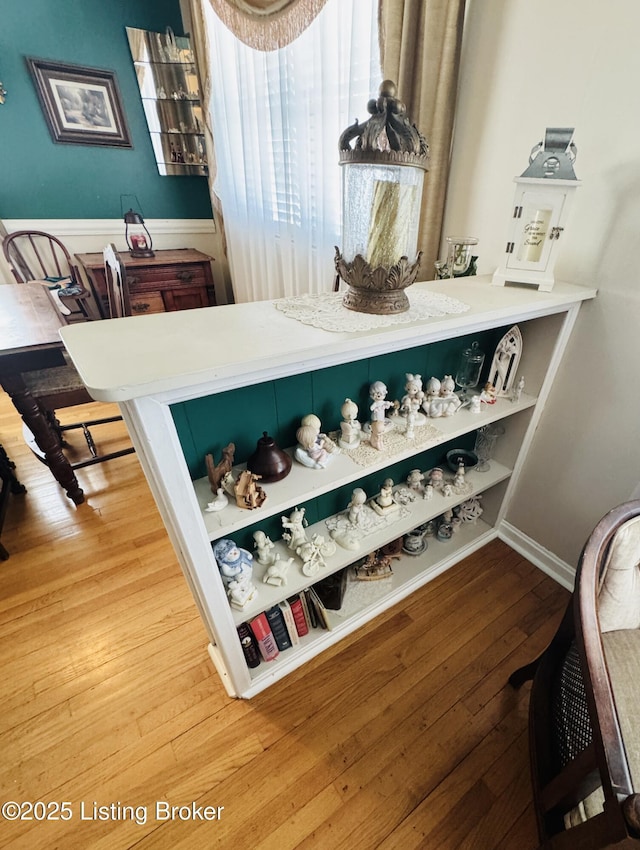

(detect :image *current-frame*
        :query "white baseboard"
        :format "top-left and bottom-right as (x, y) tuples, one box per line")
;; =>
(498, 520), (576, 591)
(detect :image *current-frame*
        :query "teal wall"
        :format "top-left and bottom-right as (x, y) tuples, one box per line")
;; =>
(0, 0), (213, 220)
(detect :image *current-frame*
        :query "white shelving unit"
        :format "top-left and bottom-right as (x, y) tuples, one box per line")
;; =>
(61, 275), (596, 699)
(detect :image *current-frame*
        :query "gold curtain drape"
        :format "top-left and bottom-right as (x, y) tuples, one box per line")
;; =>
(204, 0), (329, 51)
(379, 0), (467, 277)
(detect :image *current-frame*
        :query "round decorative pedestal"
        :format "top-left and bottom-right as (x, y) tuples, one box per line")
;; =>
(342, 286), (410, 315)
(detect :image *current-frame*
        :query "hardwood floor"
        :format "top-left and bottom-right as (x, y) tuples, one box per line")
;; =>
(0, 391), (569, 849)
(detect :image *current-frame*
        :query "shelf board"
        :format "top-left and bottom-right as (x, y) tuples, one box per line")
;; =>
(242, 517), (496, 693)
(195, 392), (534, 541)
(230, 460), (510, 625)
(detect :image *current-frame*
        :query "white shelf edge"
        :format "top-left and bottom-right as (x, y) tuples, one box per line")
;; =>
(230, 462), (510, 625)
(240, 519), (497, 697)
(196, 393), (535, 542)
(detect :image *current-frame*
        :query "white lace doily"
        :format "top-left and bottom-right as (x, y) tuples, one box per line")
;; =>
(274, 290), (470, 333)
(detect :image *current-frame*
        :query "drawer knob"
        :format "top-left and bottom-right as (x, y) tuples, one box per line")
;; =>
(177, 271), (194, 282)
(132, 302), (150, 312)
(128, 275), (140, 286)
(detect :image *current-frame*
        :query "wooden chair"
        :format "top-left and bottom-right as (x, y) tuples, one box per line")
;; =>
(3, 230), (100, 322)
(511, 501), (640, 849)
(103, 243), (131, 318)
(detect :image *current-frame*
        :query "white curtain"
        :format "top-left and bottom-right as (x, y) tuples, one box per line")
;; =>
(202, 0), (381, 302)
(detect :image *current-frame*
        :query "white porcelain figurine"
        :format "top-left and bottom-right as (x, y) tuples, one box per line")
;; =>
(295, 413), (338, 469)
(369, 380), (395, 450)
(253, 530), (277, 566)
(339, 398), (362, 449)
(371, 478), (399, 516)
(212, 538), (257, 610)
(282, 506), (308, 552)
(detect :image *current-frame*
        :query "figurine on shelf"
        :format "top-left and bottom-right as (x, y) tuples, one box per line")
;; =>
(369, 380), (395, 424)
(214, 538), (254, 585)
(480, 382), (498, 404)
(297, 533), (336, 577)
(263, 557), (293, 587)
(253, 530), (277, 566)
(369, 381), (396, 450)
(205, 442), (235, 494)
(453, 462), (466, 490)
(424, 483), (434, 500)
(294, 414), (337, 469)
(406, 468), (425, 494)
(511, 375), (525, 403)
(354, 548), (397, 581)
(371, 478), (399, 516)
(226, 577), (257, 609)
(428, 467), (445, 491)
(213, 538), (257, 609)
(469, 394), (482, 414)
(397, 373), (427, 438)
(425, 376), (441, 401)
(205, 487), (229, 513)
(234, 469), (266, 509)
(347, 487), (368, 527)
(338, 398), (362, 449)
(423, 376), (462, 418)
(443, 483), (453, 497)
(282, 506), (308, 552)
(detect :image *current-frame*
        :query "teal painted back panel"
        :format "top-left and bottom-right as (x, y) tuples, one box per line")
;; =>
(2, 0), (212, 219)
(171, 325), (507, 481)
(170, 325), (510, 551)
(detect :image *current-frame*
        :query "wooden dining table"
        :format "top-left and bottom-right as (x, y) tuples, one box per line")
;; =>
(0, 282), (84, 504)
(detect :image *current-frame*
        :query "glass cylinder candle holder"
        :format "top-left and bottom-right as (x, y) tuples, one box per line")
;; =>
(446, 236), (479, 278)
(455, 340), (485, 401)
(474, 423), (505, 472)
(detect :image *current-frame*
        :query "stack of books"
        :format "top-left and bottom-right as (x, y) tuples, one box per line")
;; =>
(236, 588), (332, 668)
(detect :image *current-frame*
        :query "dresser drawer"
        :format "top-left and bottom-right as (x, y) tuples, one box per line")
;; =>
(130, 291), (166, 315)
(127, 263), (208, 291)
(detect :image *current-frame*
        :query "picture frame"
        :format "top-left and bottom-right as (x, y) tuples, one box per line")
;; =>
(26, 57), (132, 148)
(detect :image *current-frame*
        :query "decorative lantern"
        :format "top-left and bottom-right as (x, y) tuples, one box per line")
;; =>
(334, 80), (429, 315)
(492, 128), (580, 292)
(124, 208), (154, 258)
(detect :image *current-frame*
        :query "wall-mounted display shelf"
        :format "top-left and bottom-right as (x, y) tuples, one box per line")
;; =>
(61, 275), (596, 699)
(126, 26), (208, 177)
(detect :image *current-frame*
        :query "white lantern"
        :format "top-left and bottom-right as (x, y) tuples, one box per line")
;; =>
(492, 128), (580, 292)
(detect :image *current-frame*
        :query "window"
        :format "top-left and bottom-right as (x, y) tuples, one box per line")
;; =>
(203, 0), (381, 301)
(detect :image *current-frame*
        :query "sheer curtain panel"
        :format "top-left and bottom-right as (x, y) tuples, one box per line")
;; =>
(202, 0), (380, 302)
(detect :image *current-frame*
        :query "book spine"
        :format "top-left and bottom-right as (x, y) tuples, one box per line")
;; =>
(279, 600), (299, 645)
(237, 622), (261, 668)
(302, 588), (318, 629)
(288, 594), (309, 637)
(308, 587), (331, 630)
(265, 606), (292, 651)
(250, 612), (280, 661)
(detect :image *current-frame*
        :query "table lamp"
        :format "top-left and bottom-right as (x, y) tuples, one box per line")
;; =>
(124, 208), (155, 258)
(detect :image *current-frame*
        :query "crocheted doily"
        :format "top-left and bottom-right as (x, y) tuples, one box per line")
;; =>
(274, 290), (470, 332)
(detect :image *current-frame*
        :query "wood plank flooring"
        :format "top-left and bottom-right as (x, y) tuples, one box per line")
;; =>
(0, 391), (569, 849)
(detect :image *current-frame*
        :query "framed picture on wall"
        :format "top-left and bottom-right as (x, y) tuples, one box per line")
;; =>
(26, 57), (132, 148)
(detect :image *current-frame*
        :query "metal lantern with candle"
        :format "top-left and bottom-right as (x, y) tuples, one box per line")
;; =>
(334, 80), (429, 315)
(124, 208), (155, 259)
(492, 128), (581, 292)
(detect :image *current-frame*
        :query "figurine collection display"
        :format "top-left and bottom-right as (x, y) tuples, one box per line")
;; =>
(208, 331), (522, 612)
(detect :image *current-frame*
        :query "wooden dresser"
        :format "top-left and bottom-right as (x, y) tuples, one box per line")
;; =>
(75, 248), (216, 318)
